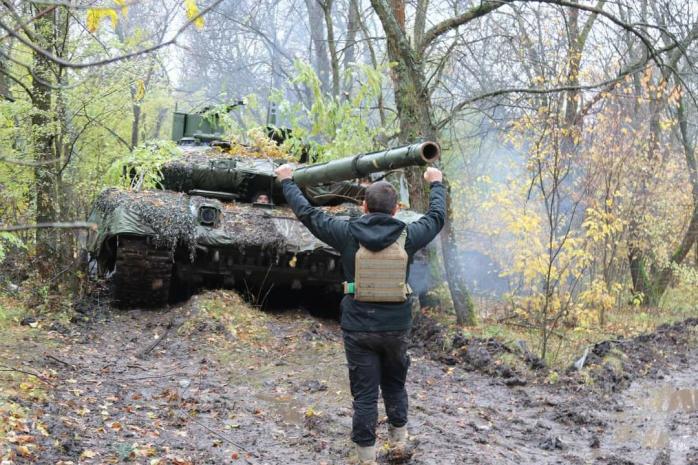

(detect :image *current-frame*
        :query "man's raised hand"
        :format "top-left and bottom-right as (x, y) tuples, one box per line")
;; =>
(275, 164), (294, 181)
(424, 167), (443, 184)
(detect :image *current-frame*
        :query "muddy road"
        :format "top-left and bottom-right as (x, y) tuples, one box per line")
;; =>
(1, 291), (696, 465)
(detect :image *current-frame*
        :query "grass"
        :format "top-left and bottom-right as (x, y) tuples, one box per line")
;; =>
(0, 293), (26, 330)
(178, 289), (273, 344)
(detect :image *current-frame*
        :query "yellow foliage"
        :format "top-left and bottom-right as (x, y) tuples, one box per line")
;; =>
(133, 79), (146, 102)
(184, 0), (205, 30)
(86, 8), (118, 33)
(226, 127), (294, 161)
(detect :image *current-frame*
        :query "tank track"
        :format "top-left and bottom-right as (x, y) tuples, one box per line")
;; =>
(112, 236), (173, 308)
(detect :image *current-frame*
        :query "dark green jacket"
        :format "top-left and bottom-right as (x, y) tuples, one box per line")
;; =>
(281, 179), (446, 331)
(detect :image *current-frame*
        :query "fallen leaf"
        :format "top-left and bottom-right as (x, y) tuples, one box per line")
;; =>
(7, 433), (35, 444)
(170, 457), (193, 465)
(80, 449), (98, 459)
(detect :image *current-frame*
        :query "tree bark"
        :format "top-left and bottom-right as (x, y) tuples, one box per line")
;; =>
(305, 0), (331, 94)
(343, 0), (359, 70)
(0, 47), (12, 100)
(319, 0), (340, 97)
(441, 178), (476, 325)
(31, 3), (58, 281)
(131, 102), (141, 147)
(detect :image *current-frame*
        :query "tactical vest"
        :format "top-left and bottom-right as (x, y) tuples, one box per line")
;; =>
(349, 229), (410, 303)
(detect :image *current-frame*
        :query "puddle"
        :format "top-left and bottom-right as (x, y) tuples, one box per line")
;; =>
(612, 381), (697, 452)
(256, 392), (306, 426)
(646, 387), (697, 413)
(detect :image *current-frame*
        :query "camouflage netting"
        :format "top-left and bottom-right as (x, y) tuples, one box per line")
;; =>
(217, 202), (286, 250)
(92, 188), (197, 253)
(159, 147), (279, 196)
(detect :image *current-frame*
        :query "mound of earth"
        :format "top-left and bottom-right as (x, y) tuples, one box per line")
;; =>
(564, 318), (698, 392)
(410, 310), (544, 385)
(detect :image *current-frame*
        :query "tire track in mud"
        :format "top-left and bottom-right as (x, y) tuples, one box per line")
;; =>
(2, 295), (697, 465)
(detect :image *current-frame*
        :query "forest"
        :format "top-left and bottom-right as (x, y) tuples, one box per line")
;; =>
(0, 0), (697, 464)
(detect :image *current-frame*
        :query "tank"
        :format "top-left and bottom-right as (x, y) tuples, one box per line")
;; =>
(86, 111), (440, 308)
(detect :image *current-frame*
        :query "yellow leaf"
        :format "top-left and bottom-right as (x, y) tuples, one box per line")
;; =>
(86, 8), (118, 33)
(19, 382), (33, 391)
(16, 445), (32, 457)
(80, 449), (98, 459)
(184, 0), (205, 30)
(134, 80), (145, 102)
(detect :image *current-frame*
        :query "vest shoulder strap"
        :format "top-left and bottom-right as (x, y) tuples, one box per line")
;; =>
(396, 227), (407, 249)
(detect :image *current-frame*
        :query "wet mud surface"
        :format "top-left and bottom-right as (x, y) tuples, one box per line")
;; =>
(1, 294), (696, 465)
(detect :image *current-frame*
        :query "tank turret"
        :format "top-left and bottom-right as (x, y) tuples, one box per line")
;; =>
(158, 142), (439, 205)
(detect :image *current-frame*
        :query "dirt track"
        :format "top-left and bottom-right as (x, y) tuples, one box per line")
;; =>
(1, 292), (697, 465)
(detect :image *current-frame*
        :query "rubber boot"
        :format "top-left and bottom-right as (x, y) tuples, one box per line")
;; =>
(388, 425), (408, 448)
(387, 424), (409, 460)
(356, 444), (377, 465)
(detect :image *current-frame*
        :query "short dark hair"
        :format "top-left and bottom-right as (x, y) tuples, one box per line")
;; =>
(365, 181), (398, 214)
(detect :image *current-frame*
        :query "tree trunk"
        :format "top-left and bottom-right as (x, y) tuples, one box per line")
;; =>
(0, 47), (12, 100)
(305, 0), (331, 94)
(319, 0), (340, 97)
(343, 0), (359, 69)
(441, 178), (476, 325)
(31, 4), (58, 281)
(131, 103), (141, 147)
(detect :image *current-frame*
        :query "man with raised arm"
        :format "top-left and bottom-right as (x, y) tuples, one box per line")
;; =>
(274, 164), (446, 465)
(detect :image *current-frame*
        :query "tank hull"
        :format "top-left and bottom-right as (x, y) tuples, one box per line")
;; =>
(87, 188), (362, 306)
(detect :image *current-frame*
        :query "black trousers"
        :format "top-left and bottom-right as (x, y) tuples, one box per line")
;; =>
(343, 330), (410, 447)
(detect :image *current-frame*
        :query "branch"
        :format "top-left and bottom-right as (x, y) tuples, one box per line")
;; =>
(189, 418), (258, 462)
(80, 113), (132, 149)
(0, 0), (223, 69)
(419, 0), (508, 54)
(533, 0), (658, 61)
(436, 26), (698, 130)
(370, 0), (424, 93)
(0, 64), (34, 98)
(0, 221), (97, 232)
(577, 0), (606, 49)
(0, 155), (61, 166)
(436, 69), (643, 130)
(0, 364), (53, 386)
(21, 0), (145, 9)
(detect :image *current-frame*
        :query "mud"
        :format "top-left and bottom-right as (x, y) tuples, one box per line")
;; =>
(1, 293), (697, 465)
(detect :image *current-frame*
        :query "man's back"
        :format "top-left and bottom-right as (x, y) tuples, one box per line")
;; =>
(279, 176), (446, 331)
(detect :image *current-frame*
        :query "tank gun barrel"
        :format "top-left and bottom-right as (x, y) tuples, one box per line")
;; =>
(291, 141), (440, 187)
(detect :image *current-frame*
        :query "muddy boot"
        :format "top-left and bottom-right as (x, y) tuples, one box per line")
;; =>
(388, 425), (407, 449)
(356, 444), (377, 465)
(387, 425), (412, 463)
